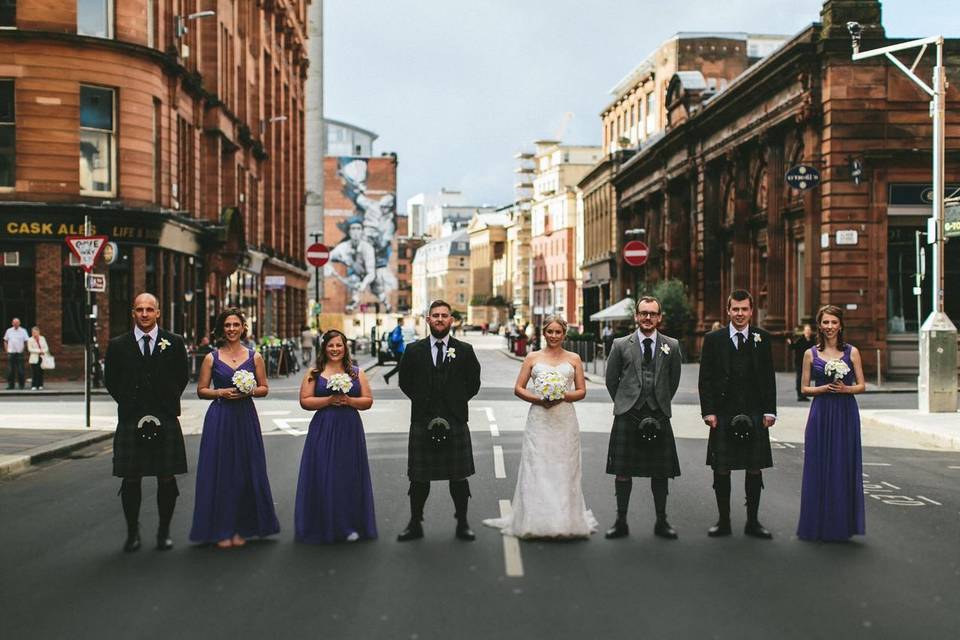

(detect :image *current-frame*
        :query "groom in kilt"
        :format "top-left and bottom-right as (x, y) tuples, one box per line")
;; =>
(104, 292), (189, 552)
(604, 296), (683, 540)
(397, 299), (482, 541)
(699, 289), (777, 539)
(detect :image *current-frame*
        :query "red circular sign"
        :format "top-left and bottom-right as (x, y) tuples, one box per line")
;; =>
(306, 243), (330, 268)
(623, 240), (649, 267)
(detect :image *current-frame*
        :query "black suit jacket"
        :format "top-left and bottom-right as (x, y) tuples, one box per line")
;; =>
(105, 329), (189, 422)
(398, 336), (481, 425)
(698, 326), (777, 418)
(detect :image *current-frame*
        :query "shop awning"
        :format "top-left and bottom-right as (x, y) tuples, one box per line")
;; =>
(590, 297), (635, 321)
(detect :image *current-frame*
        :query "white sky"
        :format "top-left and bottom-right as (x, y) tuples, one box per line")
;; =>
(324, 0), (960, 210)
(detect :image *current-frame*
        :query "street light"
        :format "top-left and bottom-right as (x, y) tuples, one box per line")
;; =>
(173, 10), (216, 39)
(260, 115), (288, 135)
(848, 23), (957, 413)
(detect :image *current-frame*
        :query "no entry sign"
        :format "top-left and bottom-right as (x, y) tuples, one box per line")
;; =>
(623, 240), (649, 267)
(306, 243), (330, 268)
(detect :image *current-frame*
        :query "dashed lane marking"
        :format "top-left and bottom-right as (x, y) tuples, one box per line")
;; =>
(484, 407), (495, 422)
(881, 481), (901, 490)
(259, 410), (292, 416)
(273, 418), (310, 436)
(499, 499), (524, 578)
(863, 462), (892, 466)
(917, 496), (943, 506)
(493, 445), (506, 479)
(490, 423), (500, 437)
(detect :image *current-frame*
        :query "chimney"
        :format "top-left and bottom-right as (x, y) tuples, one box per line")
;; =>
(820, 0), (884, 42)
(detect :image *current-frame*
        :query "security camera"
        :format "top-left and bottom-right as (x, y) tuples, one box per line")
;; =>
(847, 21), (862, 53)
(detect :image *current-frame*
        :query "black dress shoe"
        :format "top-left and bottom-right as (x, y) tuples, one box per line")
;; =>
(455, 520), (476, 541)
(605, 518), (629, 539)
(397, 520), (424, 542)
(156, 534), (174, 551)
(744, 521), (773, 539)
(707, 520), (732, 537)
(654, 518), (678, 540)
(123, 531), (141, 553)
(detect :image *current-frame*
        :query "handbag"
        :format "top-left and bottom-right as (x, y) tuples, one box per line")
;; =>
(40, 354), (56, 370)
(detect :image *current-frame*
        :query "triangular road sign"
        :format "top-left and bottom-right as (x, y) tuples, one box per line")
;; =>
(65, 235), (109, 273)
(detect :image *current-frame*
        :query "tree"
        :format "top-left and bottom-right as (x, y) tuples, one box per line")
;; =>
(642, 279), (694, 342)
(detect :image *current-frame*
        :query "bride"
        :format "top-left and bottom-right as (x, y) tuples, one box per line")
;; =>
(483, 315), (598, 539)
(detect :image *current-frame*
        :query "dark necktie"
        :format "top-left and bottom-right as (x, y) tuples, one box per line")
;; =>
(435, 341), (444, 368)
(643, 337), (653, 364)
(736, 332), (745, 351)
(141, 334), (152, 357)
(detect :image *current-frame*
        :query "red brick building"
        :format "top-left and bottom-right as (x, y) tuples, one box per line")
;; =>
(0, 0), (310, 378)
(610, 0), (960, 377)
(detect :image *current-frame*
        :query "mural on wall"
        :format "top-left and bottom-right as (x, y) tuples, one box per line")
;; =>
(324, 158), (398, 312)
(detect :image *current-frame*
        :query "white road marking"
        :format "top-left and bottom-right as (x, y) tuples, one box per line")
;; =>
(483, 407), (495, 422)
(863, 462), (891, 466)
(769, 436), (795, 449)
(917, 495), (943, 506)
(259, 410), (291, 416)
(493, 445), (506, 478)
(490, 423), (500, 437)
(273, 418), (310, 436)
(948, 466), (960, 470)
(499, 499), (524, 578)
(881, 481), (901, 490)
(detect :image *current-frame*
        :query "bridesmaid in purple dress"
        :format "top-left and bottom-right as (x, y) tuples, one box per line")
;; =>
(797, 305), (866, 542)
(295, 329), (377, 543)
(190, 308), (280, 548)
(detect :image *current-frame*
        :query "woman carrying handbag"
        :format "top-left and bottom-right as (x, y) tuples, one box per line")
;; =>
(27, 326), (51, 390)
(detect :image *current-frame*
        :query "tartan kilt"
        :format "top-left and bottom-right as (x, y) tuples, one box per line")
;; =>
(705, 413), (773, 471)
(606, 407), (681, 478)
(407, 420), (475, 481)
(112, 414), (188, 478)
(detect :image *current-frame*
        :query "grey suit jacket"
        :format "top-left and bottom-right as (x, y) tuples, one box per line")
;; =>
(605, 331), (683, 417)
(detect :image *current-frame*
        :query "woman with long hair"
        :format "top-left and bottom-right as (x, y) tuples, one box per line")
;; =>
(797, 305), (866, 542)
(190, 308), (280, 548)
(294, 330), (377, 543)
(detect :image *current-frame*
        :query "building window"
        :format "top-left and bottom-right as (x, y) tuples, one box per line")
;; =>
(79, 85), (115, 195)
(0, 79), (13, 188)
(77, 0), (113, 38)
(646, 91), (657, 135)
(0, 0), (14, 28)
(146, 0), (154, 47)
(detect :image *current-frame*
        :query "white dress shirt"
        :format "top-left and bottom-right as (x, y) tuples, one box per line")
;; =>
(635, 329), (660, 362)
(429, 334), (448, 366)
(134, 325), (160, 356)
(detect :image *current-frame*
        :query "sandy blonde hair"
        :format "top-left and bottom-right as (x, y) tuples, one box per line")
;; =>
(541, 315), (568, 335)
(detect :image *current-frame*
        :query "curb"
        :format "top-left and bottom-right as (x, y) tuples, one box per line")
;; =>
(0, 430), (114, 478)
(860, 414), (960, 451)
(0, 389), (111, 398)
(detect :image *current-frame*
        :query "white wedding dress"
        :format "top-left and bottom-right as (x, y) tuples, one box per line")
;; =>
(483, 362), (598, 539)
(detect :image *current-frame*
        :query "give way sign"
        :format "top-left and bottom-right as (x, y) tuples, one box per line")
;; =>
(65, 235), (109, 273)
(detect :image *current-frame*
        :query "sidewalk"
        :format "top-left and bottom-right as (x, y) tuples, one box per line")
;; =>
(501, 347), (960, 451)
(0, 428), (113, 477)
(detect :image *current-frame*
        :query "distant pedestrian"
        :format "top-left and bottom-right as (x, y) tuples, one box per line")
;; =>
(382, 317), (405, 385)
(27, 326), (50, 390)
(300, 324), (315, 365)
(4, 317), (29, 390)
(602, 324), (614, 356)
(104, 293), (189, 553)
(797, 305), (866, 542)
(789, 324), (816, 401)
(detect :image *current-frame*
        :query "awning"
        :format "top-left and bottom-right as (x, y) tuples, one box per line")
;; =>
(589, 297), (635, 321)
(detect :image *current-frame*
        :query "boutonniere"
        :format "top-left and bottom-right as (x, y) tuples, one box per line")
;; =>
(660, 343), (671, 355)
(158, 338), (171, 352)
(753, 333), (762, 344)
(446, 347), (457, 361)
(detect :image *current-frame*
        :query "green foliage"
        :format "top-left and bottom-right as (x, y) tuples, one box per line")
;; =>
(642, 279), (695, 338)
(565, 329), (597, 342)
(486, 295), (508, 307)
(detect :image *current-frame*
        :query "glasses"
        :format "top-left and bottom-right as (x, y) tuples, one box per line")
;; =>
(636, 311), (661, 318)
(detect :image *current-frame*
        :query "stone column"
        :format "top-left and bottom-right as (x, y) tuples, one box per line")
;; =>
(765, 139), (787, 333)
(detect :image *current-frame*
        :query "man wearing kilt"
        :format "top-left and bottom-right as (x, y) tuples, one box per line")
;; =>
(604, 296), (683, 540)
(699, 289), (777, 539)
(104, 293), (189, 552)
(397, 300), (482, 541)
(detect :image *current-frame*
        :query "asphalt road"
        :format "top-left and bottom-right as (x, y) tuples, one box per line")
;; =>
(1, 335), (957, 639)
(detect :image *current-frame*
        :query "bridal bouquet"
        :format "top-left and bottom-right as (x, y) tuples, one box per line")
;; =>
(326, 373), (353, 394)
(533, 371), (566, 402)
(231, 369), (257, 395)
(823, 359), (850, 382)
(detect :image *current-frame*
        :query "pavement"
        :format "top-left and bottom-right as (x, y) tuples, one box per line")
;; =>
(1, 336), (958, 639)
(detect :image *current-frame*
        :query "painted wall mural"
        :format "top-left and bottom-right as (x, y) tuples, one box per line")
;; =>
(324, 157), (398, 313)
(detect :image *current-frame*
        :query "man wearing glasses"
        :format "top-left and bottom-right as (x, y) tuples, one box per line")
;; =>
(604, 296), (683, 540)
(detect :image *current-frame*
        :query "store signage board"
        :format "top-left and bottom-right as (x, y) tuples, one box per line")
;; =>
(946, 199), (960, 238)
(785, 165), (821, 191)
(835, 230), (858, 245)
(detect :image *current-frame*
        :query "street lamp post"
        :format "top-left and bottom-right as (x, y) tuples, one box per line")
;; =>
(848, 23), (957, 412)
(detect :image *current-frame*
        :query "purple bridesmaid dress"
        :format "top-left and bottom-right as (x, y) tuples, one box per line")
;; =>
(797, 345), (865, 541)
(295, 368), (377, 543)
(190, 349), (280, 543)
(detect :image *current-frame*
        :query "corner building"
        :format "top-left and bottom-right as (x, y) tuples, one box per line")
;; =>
(0, 0), (310, 378)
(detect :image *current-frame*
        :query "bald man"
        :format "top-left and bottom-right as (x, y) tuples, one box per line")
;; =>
(104, 293), (189, 553)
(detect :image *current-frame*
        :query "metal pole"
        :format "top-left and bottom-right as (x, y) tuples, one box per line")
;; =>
(931, 39), (946, 315)
(84, 215), (91, 429)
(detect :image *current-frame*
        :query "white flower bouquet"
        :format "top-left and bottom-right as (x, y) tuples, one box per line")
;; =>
(823, 359), (851, 382)
(326, 372), (353, 394)
(231, 369), (257, 395)
(533, 371), (566, 402)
